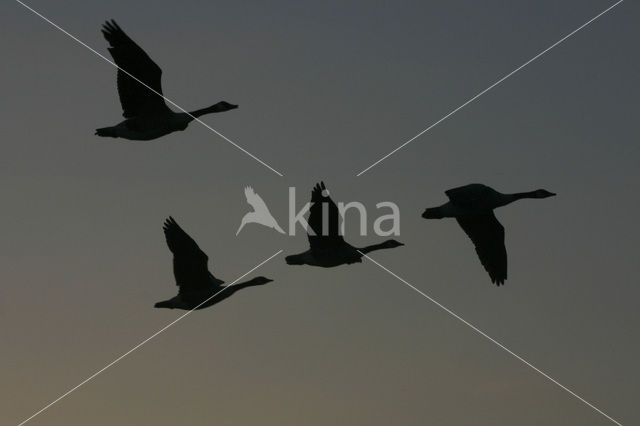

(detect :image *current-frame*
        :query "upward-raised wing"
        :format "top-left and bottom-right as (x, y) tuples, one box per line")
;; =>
(455, 213), (507, 285)
(163, 217), (223, 291)
(101, 20), (169, 118)
(307, 181), (345, 250)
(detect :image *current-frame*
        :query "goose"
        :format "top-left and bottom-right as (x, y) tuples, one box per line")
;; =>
(155, 217), (273, 310)
(95, 20), (237, 141)
(422, 183), (555, 285)
(236, 186), (285, 235)
(285, 182), (404, 267)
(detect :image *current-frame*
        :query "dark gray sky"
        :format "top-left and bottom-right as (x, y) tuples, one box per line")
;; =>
(1, 0), (638, 424)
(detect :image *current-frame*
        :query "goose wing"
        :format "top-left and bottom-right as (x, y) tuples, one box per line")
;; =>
(101, 20), (169, 118)
(163, 217), (223, 292)
(308, 181), (345, 250)
(455, 213), (507, 285)
(446, 184), (498, 211)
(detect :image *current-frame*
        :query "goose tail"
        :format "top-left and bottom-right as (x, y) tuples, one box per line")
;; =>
(422, 207), (444, 219)
(95, 126), (118, 138)
(154, 300), (174, 309)
(285, 254), (305, 265)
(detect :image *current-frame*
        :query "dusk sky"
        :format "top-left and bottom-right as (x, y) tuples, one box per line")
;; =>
(1, 1), (638, 425)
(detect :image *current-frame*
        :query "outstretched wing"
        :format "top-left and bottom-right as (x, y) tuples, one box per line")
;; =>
(455, 213), (507, 285)
(101, 20), (169, 118)
(307, 181), (345, 250)
(163, 217), (223, 291)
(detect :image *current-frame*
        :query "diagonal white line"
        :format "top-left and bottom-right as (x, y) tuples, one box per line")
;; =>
(357, 251), (624, 426)
(14, 0), (284, 177)
(356, 0), (624, 176)
(18, 250), (283, 426)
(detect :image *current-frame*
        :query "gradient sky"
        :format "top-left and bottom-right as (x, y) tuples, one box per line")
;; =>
(1, 1), (638, 425)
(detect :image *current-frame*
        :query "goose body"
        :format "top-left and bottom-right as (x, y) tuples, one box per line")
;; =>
(285, 182), (404, 267)
(96, 20), (237, 141)
(155, 217), (272, 310)
(97, 112), (192, 140)
(422, 183), (555, 285)
(285, 245), (363, 268)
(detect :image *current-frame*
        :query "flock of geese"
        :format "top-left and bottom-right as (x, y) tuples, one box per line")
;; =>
(93, 20), (555, 310)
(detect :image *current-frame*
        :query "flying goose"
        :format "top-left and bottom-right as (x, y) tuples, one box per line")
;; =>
(95, 20), (237, 140)
(422, 183), (555, 285)
(236, 186), (285, 235)
(155, 217), (273, 310)
(285, 182), (404, 267)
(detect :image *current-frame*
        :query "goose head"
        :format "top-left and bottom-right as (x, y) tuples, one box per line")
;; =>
(211, 101), (238, 112)
(380, 239), (404, 248)
(532, 189), (556, 198)
(248, 276), (273, 285)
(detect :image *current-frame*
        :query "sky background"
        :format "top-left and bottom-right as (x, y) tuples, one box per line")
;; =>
(1, 0), (638, 424)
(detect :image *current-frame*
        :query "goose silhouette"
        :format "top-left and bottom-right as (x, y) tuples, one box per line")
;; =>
(422, 183), (555, 285)
(236, 187), (285, 235)
(95, 20), (237, 141)
(155, 217), (273, 310)
(285, 182), (404, 267)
